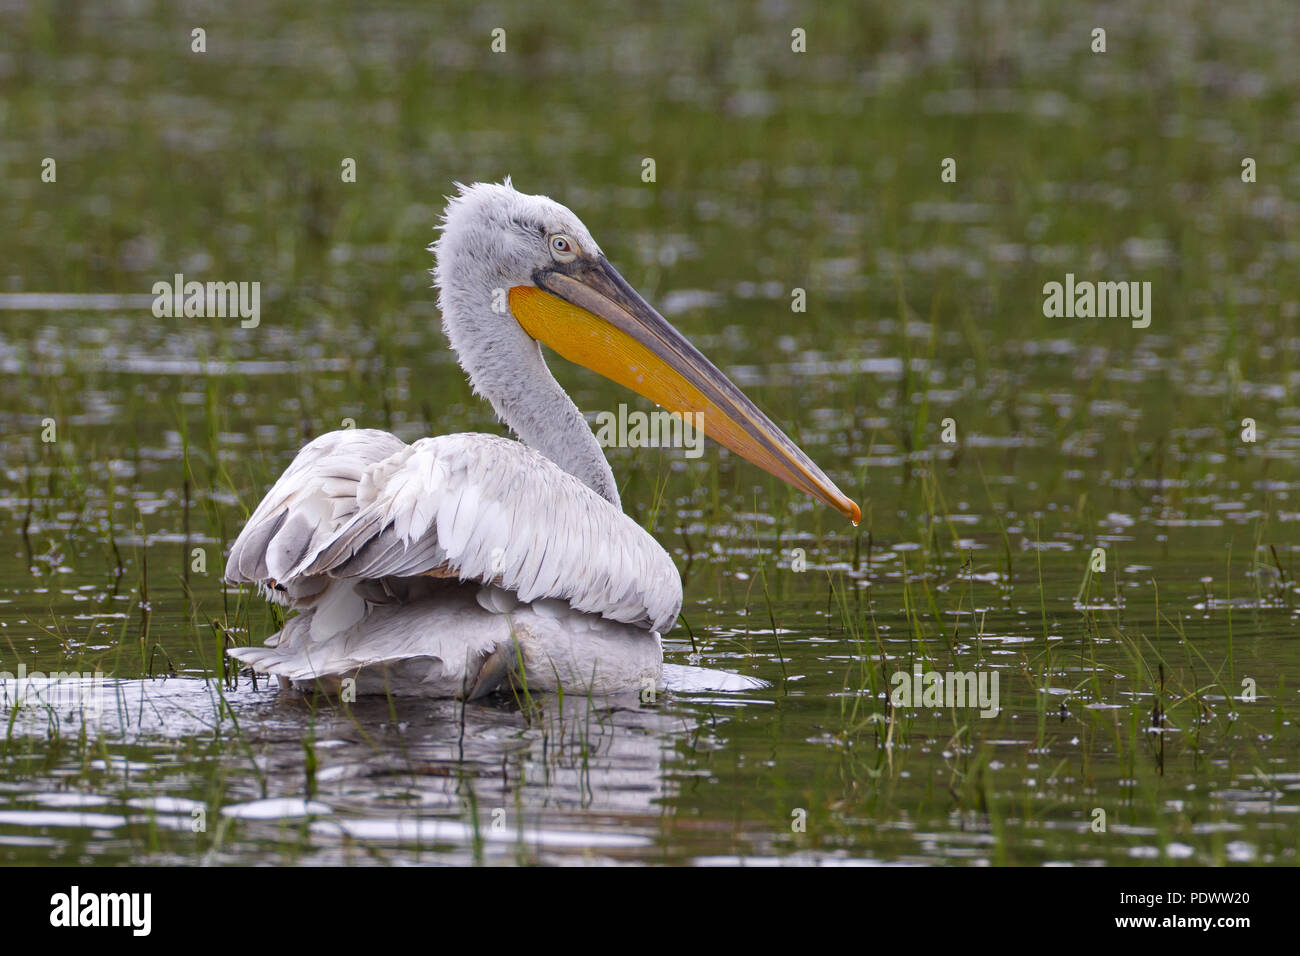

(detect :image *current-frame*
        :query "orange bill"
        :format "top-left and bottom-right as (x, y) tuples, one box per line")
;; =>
(509, 255), (861, 524)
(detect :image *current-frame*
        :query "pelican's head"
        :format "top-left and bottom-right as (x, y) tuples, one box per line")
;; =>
(432, 179), (861, 524)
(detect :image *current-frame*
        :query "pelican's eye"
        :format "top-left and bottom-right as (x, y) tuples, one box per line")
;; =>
(549, 234), (577, 262)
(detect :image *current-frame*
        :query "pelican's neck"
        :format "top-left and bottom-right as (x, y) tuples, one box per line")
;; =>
(443, 294), (621, 509)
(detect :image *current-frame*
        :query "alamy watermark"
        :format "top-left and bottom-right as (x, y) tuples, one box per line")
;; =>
(49, 886), (151, 936)
(150, 273), (260, 328)
(0, 664), (106, 718)
(593, 403), (704, 458)
(889, 663), (1000, 717)
(1042, 273), (1151, 328)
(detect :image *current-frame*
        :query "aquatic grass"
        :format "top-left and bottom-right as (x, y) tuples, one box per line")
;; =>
(0, 0), (1296, 865)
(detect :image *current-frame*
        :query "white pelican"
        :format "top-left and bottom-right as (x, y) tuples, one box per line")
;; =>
(225, 180), (860, 699)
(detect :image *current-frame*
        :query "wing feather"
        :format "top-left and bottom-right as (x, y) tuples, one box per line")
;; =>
(230, 431), (681, 632)
(226, 429), (407, 585)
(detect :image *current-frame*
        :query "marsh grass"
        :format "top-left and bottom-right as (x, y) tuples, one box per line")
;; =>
(0, 0), (1297, 864)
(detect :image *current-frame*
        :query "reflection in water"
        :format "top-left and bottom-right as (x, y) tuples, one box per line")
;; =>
(1, 0), (1297, 866)
(0, 677), (755, 863)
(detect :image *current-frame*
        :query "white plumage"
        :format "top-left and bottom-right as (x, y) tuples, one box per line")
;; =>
(226, 179), (856, 698)
(225, 427), (684, 697)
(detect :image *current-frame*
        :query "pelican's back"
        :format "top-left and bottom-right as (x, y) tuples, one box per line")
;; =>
(224, 429), (681, 697)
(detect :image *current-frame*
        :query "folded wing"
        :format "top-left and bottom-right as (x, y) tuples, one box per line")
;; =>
(226, 429), (682, 632)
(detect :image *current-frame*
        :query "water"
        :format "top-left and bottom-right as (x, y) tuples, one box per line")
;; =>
(0, 0), (1297, 865)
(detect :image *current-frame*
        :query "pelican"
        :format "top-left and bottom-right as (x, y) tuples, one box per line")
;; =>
(224, 180), (860, 699)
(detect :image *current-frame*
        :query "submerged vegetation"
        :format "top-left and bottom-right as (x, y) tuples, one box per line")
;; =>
(0, 0), (1296, 864)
